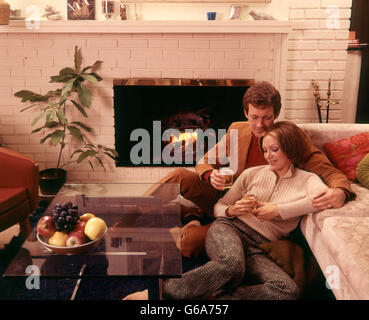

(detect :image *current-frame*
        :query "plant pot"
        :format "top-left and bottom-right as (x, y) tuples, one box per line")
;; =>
(0, 0), (10, 25)
(39, 168), (67, 195)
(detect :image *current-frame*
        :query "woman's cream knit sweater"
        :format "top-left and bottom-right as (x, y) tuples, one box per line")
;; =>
(214, 164), (327, 241)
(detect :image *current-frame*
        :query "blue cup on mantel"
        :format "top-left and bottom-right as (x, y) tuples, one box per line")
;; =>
(207, 12), (216, 20)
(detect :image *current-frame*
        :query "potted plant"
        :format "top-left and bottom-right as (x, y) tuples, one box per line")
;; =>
(14, 46), (118, 195)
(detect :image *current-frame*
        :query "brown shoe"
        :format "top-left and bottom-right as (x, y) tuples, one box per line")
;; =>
(180, 223), (211, 258)
(180, 205), (206, 220)
(180, 220), (201, 237)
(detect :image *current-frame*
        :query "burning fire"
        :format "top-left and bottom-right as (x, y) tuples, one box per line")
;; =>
(170, 132), (198, 146)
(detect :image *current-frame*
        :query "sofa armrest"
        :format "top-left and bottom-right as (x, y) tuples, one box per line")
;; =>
(0, 147), (39, 211)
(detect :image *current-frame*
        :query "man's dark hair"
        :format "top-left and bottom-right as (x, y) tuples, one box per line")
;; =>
(242, 81), (281, 117)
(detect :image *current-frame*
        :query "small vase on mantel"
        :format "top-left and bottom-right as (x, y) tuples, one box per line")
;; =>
(0, 0), (10, 25)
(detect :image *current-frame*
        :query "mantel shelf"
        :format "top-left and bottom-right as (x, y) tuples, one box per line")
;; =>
(0, 20), (290, 34)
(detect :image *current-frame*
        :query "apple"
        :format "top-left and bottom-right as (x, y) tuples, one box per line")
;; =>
(48, 231), (68, 247)
(66, 230), (86, 247)
(74, 220), (87, 233)
(84, 217), (107, 241)
(80, 213), (95, 221)
(37, 216), (56, 237)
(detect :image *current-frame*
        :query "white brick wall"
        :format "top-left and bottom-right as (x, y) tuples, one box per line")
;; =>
(0, 2), (353, 183)
(285, 0), (352, 123)
(0, 31), (282, 183)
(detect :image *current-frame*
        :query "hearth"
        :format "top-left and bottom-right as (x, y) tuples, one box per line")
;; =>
(113, 78), (253, 167)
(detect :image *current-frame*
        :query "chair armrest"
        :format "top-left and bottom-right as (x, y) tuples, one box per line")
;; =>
(0, 147), (39, 211)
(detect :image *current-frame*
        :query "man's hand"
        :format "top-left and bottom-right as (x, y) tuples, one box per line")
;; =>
(210, 169), (228, 190)
(312, 188), (346, 210)
(252, 202), (280, 222)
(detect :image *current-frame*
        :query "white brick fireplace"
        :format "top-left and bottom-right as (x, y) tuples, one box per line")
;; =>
(0, 0), (353, 184)
(0, 20), (290, 183)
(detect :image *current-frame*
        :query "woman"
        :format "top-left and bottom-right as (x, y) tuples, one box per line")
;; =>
(124, 121), (329, 300)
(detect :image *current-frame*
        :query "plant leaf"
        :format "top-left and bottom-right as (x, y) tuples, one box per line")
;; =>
(104, 147), (119, 157)
(70, 149), (83, 158)
(31, 113), (44, 127)
(14, 90), (50, 103)
(50, 74), (76, 83)
(56, 110), (68, 125)
(87, 160), (94, 170)
(59, 96), (67, 107)
(61, 78), (75, 102)
(80, 73), (99, 83)
(45, 121), (61, 129)
(45, 110), (54, 124)
(89, 72), (103, 82)
(20, 104), (39, 112)
(60, 67), (76, 75)
(52, 89), (62, 96)
(40, 133), (53, 144)
(103, 152), (117, 161)
(77, 150), (98, 163)
(77, 83), (92, 107)
(96, 156), (105, 169)
(71, 121), (91, 132)
(31, 126), (44, 134)
(50, 130), (65, 146)
(71, 100), (88, 117)
(81, 60), (103, 73)
(67, 125), (83, 140)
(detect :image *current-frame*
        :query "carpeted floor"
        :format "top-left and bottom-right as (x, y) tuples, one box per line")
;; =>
(0, 200), (207, 300)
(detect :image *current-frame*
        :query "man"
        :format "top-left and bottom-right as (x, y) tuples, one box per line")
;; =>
(151, 81), (355, 258)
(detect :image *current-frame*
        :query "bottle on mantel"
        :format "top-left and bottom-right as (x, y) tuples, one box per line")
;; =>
(0, 0), (10, 25)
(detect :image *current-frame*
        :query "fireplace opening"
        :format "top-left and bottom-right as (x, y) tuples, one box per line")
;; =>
(113, 78), (254, 167)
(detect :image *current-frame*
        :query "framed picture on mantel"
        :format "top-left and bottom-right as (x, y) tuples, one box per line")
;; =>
(67, 0), (95, 20)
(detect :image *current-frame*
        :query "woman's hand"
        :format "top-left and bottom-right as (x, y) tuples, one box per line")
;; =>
(226, 198), (257, 217)
(252, 202), (280, 222)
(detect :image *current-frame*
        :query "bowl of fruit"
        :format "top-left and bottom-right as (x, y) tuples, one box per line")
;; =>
(36, 201), (107, 255)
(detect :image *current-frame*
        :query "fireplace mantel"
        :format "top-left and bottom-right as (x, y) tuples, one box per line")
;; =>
(1, 20), (290, 34)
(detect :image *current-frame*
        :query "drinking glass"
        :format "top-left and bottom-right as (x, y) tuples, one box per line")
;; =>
(242, 192), (258, 209)
(219, 167), (235, 189)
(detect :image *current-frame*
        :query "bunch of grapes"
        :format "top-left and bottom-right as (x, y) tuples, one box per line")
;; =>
(52, 201), (79, 233)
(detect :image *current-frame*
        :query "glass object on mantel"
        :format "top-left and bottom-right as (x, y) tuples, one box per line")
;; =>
(102, 0), (114, 19)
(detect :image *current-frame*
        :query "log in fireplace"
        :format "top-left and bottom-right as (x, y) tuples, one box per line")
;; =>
(113, 78), (253, 167)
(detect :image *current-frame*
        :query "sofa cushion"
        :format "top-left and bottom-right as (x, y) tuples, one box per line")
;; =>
(356, 153), (369, 189)
(0, 187), (28, 213)
(320, 216), (369, 299)
(323, 132), (369, 181)
(297, 123), (369, 152)
(306, 183), (369, 231)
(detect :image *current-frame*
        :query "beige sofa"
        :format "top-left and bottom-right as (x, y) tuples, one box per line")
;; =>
(298, 123), (369, 300)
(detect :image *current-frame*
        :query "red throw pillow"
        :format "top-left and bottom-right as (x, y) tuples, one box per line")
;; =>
(324, 132), (369, 181)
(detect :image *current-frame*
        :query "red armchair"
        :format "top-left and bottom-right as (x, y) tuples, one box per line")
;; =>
(0, 147), (39, 237)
